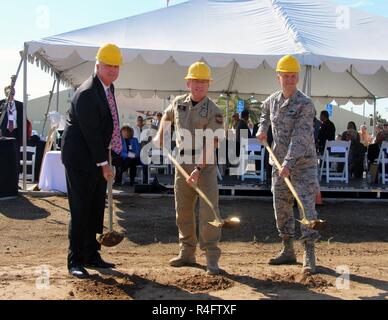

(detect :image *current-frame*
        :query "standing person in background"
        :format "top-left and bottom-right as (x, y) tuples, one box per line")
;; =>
(317, 110), (335, 154)
(151, 112), (163, 130)
(235, 109), (249, 157)
(133, 116), (147, 143)
(0, 86), (24, 187)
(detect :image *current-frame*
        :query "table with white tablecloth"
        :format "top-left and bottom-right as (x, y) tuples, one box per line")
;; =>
(39, 151), (67, 193)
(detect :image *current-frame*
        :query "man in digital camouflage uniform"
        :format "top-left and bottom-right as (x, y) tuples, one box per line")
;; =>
(257, 55), (321, 274)
(153, 62), (224, 275)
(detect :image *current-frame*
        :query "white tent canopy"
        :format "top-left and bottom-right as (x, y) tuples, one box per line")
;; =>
(25, 0), (388, 104)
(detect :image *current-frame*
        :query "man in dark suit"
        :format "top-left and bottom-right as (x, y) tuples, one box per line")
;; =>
(235, 109), (250, 157)
(1, 86), (24, 186)
(317, 110), (336, 154)
(61, 44), (123, 278)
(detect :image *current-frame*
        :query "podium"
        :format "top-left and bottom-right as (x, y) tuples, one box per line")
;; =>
(0, 137), (18, 198)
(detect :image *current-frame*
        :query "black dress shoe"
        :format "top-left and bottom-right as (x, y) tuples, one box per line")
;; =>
(69, 265), (90, 278)
(84, 258), (115, 269)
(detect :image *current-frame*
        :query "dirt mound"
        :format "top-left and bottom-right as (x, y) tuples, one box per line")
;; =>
(262, 272), (333, 290)
(297, 274), (334, 289)
(175, 274), (234, 293)
(71, 276), (137, 300)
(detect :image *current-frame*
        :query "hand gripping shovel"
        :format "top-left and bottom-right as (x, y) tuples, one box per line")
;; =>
(97, 149), (124, 247)
(164, 148), (240, 229)
(262, 141), (327, 231)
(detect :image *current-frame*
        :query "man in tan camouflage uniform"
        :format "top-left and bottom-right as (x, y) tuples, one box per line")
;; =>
(153, 61), (224, 275)
(257, 55), (320, 274)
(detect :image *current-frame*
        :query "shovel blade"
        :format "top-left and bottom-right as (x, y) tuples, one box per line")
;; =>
(222, 217), (241, 229)
(208, 220), (224, 228)
(297, 218), (327, 231)
(97, 232), (124, 247)
(208, 217), (241, 229)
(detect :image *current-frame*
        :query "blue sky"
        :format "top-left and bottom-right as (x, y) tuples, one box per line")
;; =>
(1, 0), (387, 117)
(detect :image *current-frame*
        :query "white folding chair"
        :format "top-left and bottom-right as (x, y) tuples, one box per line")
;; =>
(319, 140), (351, 183)
(240, 138), (266, 182)
(377, 141), (388, 184)
(19, 146), (36, 182)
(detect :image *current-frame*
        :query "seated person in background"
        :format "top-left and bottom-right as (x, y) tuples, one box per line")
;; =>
(343, 129), (366, 179)
(119, 125), (142, 186)
(367, 131), (387, 183)
(359, 125), (372, 147)
(347, 128), (359, 143)
(368, 131), (385, 165)
(383, 123), (388, 141)
(347, 121), (360, 142)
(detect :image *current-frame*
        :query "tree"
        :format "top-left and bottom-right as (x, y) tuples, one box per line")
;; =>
(217, 95), (262, 128)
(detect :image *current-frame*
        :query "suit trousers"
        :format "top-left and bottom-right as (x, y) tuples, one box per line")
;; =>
(65, 166), (107, 268)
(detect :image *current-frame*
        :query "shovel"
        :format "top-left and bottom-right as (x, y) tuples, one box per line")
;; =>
(262, 140), (327, 231)
(97, 149), (124, 247)
(164, 148), (240, 229)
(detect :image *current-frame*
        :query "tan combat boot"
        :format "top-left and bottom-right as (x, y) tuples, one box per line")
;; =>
(206, 250), (221, 275)
(268, 238), (297, 265)
(302, 241), (316, 274)
(169, 251), (196, 267)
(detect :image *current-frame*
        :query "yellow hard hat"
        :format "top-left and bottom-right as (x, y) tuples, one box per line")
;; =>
(276, 55), (301, 73)
(185, 62), (212, 81)
(96, 43), (123, 66)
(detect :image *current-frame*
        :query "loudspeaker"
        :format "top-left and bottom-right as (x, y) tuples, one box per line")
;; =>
(0, 138), (18, 198)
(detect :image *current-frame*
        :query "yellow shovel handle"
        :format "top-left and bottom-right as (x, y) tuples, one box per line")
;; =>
(164, 148), (223, 223)
(262, 140), (306, 219)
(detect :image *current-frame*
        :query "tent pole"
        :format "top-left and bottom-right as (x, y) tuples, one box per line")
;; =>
(302, 66), (308, 93)
(225, 93), (230, 129)
(306, 66), (312, 96)
(41, 79), (57, 136)
(22, 43), (28, 191)
(56, 74), (60, 112)
(373, 98), (377, 129)
(302, 65), (312, 96)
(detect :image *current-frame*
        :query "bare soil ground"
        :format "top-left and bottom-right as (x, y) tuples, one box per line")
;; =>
(0, 194), (387, 300)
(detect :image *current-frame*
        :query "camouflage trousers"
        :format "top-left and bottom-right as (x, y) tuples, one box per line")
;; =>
(174, 164), (221, 258)
(271, 165), (321, 243)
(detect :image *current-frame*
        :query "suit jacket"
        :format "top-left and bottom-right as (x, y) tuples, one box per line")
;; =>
(120, 137), (141, 159)
(318, 119), (336, 152)
(250, 123), (259, 139)
(61, 75), (115, 171)
(236, 119), (249, 143)
(0, 99), (24, 145)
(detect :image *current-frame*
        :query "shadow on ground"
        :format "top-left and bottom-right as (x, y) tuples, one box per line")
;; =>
(114, 197), (388, 245)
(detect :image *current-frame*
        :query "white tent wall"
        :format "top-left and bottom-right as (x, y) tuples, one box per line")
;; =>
(25, 0), (388, 100)
(21, 0), (388, 188)
(27, 89), (168, 134)
(27, 88), (374, 139)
